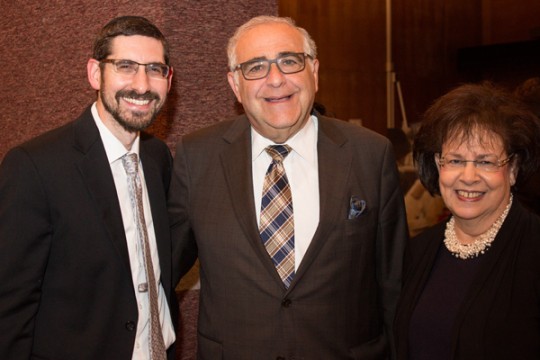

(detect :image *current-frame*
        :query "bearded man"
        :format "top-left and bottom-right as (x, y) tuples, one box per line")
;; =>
(0, 16), (176, 360)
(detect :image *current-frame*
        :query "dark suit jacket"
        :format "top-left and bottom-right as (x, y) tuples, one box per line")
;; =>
(394, 200), (540, 360)
(169, 114), (408, 360)
(0, 107), (175, 360)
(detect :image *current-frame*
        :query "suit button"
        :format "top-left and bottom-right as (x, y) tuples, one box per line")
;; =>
(281, 299), (292, 307)
(125, 321), (136, 331)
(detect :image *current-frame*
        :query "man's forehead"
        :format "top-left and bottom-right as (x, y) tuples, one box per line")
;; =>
(108, 35), (165, 60)
(236, 24), (303, 61)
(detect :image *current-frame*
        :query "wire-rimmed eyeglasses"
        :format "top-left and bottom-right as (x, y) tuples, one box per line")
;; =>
(100, 59), (171, 79)
(437, 153), (514, 172)
(233, 52), (313, 80)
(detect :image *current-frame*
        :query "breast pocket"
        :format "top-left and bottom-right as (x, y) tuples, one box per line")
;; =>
(345, 210), (376, 238)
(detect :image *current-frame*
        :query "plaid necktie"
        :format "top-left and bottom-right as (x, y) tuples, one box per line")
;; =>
(123, 153), (167, 360)
(259, 145), (295, 288)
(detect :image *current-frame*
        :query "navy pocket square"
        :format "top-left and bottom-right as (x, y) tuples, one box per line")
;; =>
(348, 196), (367, 219)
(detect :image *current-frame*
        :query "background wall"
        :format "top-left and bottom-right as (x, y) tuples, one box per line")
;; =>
(280, 0), (387, 133)
(0, 0), (277, 161)
(2, 0), (538, 158)
(280, 0), (540, 132)
(482, 0), (540, 44)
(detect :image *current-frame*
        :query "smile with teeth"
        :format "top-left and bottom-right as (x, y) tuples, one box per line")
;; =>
(123, 97), (151, 106)
(265, 95), (291, 102)
(457, 190), (484, 198)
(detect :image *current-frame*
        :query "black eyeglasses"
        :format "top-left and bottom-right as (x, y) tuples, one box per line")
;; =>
(100, 59), (171, 79)
(233, 52), (313, 80)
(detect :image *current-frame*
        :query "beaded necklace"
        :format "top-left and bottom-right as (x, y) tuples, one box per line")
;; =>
(444, 195), (513, 260)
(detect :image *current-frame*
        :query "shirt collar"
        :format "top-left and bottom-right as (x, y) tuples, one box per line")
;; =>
(251, 114), (318, 164)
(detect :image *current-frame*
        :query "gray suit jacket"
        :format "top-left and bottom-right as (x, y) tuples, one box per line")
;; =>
(0, 107), (175, 360)
(170, 114), (407, 360)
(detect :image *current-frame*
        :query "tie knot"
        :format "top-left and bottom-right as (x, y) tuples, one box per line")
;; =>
(122, 153), (139, 176)
(265, 145), (291, 162)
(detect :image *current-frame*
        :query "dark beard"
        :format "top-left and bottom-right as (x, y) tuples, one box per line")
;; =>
(101, 89), (162, 133)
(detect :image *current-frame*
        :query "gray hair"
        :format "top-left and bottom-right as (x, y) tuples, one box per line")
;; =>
(227, 15), (317, 71)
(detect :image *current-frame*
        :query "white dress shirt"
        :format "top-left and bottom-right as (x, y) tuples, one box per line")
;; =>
(91, 104), (175, 359)
(252, 115), (320, 270)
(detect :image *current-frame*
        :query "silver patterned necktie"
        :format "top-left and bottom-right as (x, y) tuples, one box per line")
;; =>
(259, 145), (295, 288)
(122, 153), (167, 360)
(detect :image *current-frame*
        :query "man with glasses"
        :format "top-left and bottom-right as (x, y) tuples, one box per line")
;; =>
(0, 16), (175, 359)
(169, 15), (407, 359)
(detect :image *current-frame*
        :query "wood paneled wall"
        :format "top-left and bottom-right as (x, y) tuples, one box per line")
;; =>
(391, 0), (482, 127)
(279, 0), (387, 134)
(482, 0), (540, 44)
(280, 0), (540, 132)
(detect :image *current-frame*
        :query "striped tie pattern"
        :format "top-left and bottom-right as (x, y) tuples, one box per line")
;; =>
(123, 153), (167, 360)
(259, 145), (295, 288)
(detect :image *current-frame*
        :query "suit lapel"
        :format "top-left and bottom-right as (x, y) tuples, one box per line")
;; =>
(220, 116), (285, 284)
(73, 109), (132, 273)
(291, 117), (352, 287)
(219, 116), (358, 289)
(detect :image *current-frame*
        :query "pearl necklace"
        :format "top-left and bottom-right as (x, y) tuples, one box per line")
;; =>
(444, 195), (513, 260)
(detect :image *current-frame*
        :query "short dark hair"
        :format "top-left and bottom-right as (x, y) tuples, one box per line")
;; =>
(92, 16), (170, 65)
(414, 82), (540, 195)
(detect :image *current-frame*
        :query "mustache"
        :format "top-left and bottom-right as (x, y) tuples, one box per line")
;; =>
(115, 90), (160, 102)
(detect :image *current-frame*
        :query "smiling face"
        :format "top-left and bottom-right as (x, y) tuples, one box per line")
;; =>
(437, 131), (517, 235)
(88, 35), (172, 140)
(227, 22), (319, 143)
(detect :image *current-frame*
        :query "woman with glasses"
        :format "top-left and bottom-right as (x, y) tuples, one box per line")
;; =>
(394, 82), (540, 360)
